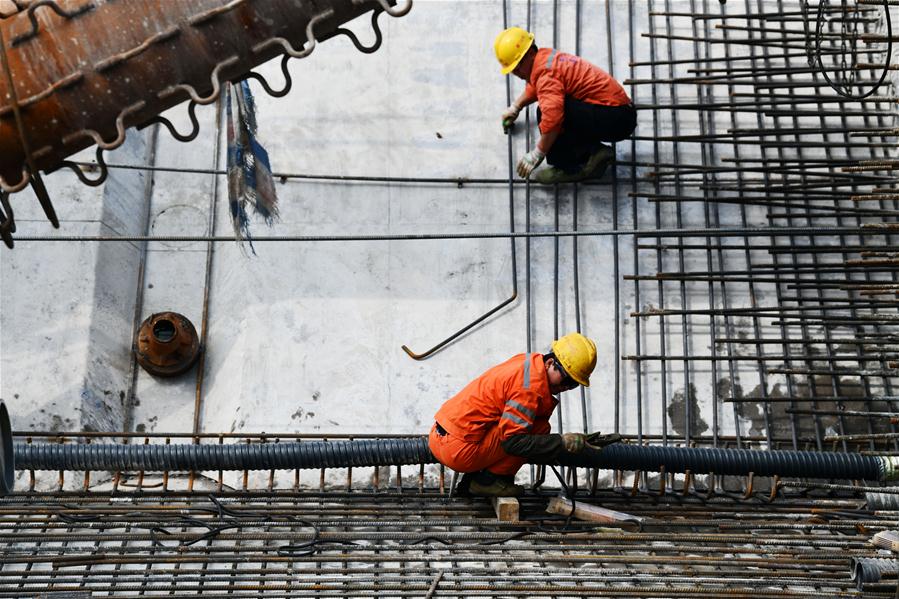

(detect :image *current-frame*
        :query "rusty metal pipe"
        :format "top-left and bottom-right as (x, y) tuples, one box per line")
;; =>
(0, 0), (410, 190)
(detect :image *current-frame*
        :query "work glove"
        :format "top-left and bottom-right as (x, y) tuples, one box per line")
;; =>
(586, 432), (623, 448)
(517, 148), (545, 178)
(502, 103), (521, 133)
(561, 432), (586, 454)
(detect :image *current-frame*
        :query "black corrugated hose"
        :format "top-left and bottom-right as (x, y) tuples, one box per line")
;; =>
(13, 437), (889, 481)
(3, 395), (895, 496)
(14, 438), (435, 472)
(559, 443), (887, 481)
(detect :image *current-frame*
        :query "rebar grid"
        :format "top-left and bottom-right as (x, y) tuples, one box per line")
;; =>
(620, 0), (898, 454)
(4, 1), (899, 596)
(0, 486), (896, 598)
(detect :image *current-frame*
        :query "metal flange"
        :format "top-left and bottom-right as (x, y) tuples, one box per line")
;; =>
(134, 312), (201, 377)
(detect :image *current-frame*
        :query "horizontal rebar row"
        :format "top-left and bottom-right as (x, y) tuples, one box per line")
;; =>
(0, 488), (893, 597)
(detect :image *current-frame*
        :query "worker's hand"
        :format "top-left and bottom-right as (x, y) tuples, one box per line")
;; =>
(561, 432), (586, 454)
(502, 103), (521, 133)
(517, 148), (545, 178)
(586, 432), (622, 448)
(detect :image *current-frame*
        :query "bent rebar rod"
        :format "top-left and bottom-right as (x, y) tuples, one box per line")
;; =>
(399, 77), (520, 361)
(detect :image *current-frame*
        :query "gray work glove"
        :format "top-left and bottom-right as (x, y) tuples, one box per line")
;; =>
(561, 432), (586, 454)
(502, 102), (522, 133)
(586, 432), (623, 448)
(517, 148), (545, 178)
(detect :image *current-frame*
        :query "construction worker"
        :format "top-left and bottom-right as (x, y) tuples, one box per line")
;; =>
(429, 333), (598, 497)
(494, 27), (637, 184)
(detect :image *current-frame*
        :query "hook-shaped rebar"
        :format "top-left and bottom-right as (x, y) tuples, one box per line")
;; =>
(401, 291), (518, 360)
(251, 9), (335, 59)
(140, 101), (201, 142)
(334, 8), (384, 54)
(240, 56), (294, 98)
(59, 147), (108, 187)
(10, 0), (95, 47)
(362, 0), (412, 18)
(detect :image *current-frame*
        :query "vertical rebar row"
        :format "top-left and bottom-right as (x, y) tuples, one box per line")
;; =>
(623, 0), (898, 454)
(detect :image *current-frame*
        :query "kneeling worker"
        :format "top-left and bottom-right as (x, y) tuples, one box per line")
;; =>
(429, 333), (597, 497)
(495, 27), (637, 184)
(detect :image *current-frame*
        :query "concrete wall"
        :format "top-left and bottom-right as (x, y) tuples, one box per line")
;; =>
(5, 0), (888, 478)
(1, 131), (155, 433)
(0, 1), (764, 445)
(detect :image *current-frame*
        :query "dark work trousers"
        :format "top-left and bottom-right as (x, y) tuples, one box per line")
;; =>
(537, 97), (637, 172)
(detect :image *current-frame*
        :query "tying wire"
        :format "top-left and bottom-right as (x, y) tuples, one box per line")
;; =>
(549, 464), (578, 529)
(808, 0), (892, 99)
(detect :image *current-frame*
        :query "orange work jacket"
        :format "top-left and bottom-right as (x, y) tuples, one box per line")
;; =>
(435, 353), (558, 443)
(526, 47), (632, 134)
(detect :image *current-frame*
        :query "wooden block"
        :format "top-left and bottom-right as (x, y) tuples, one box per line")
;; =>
(492, 496), (519, 522)
(546, 496), (642, 531)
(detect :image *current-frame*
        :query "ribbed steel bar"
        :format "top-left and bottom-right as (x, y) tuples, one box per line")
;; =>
(625, 0), (899, 459)
(0, 487), (893, 597)
(648, 0), (671, 448)
(694, 0), (721, 447)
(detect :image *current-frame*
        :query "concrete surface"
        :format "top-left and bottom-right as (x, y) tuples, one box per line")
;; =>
(1, 1), (895, 490)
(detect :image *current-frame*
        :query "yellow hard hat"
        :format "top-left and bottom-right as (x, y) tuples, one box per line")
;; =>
(494, 27), (535, 75)
(551, 333), (597, 387)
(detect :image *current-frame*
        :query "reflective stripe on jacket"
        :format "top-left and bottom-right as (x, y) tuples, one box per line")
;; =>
(435, 353), (557, 443)
(525, 47), (632, 134)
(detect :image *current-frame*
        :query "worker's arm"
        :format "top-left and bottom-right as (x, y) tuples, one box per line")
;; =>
(514, 85), (538, 109)
(502, 85), (539, 132)
(535, 128), (561, 154)
(516, 128), (561, 178)
(515, 76), (566, 177)
(501, 432), (587, 463)
(501, 433), (563, 462)
(496, 389), (542, 438)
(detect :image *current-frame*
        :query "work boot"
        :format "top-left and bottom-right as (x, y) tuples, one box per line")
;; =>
(454, 472), (475, 497)
(533, 166), (585, 185)
(532, 145), (616, 185)
(581, 144), (615, 179)
(468, 471), (524, 497)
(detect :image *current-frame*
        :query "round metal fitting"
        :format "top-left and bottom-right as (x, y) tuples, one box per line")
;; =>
(0, 401), (13, 496)
(134, 312), (201, 377)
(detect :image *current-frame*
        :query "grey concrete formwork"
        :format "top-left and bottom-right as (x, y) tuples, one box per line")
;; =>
(1, 0), (897, 491)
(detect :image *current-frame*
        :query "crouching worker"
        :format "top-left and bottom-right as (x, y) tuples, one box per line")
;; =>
(495, 27), (637, 184)
(429, 333), (599, 497)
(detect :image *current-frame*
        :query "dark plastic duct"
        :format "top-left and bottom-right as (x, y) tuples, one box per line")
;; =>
(851, 557), (899, 589)
(13, 437), (892, 480)
(560, 443), (888, 481)
(4, 401), (898, 495)
(15, 438), (434, 472)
